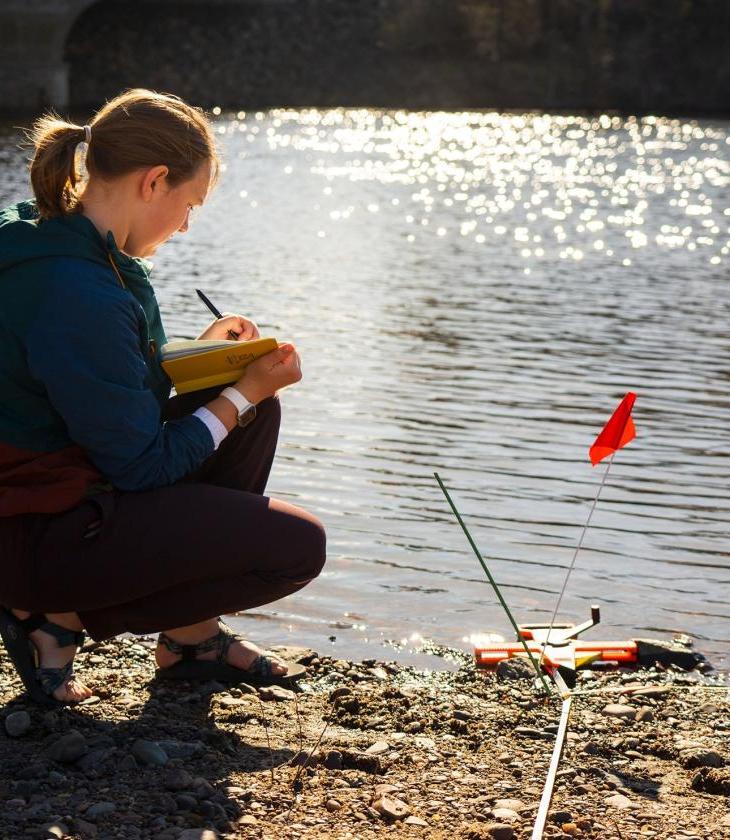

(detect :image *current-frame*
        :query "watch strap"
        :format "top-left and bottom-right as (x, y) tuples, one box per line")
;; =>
(220, 386), (253, 414)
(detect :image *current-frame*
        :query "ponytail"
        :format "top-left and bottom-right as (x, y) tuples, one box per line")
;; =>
(28, 115), (87, 219)
(27, 89), (219, 221)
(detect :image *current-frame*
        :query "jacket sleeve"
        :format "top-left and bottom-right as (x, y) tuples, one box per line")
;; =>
(25, 269), (215, 491)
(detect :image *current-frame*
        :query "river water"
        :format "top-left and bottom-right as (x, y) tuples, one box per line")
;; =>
(1, 110), (728, 671)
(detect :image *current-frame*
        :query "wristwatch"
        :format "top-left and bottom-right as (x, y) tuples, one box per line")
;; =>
(220, 387), (257, 428)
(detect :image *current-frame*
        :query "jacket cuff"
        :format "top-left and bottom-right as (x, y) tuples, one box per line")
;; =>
(192, 406), (229, 450)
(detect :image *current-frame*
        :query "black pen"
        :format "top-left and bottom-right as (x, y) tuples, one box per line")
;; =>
(195, 288), (240, 341)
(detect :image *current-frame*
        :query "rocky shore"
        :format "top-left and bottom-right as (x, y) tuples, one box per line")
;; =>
(0, 637), (728, 840)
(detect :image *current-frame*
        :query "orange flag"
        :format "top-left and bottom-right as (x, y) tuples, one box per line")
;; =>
(589, 392), (637, 466)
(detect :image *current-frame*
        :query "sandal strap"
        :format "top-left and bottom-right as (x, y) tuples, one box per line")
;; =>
(247, 654), (275, 680)
(38, 623), (85, 649)
(20, 615), (85, 648)
(158, 621), (238, 664)
(37, 661), (76, 696)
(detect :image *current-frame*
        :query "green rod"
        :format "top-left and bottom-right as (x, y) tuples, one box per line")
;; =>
(434, 471), (553, 695)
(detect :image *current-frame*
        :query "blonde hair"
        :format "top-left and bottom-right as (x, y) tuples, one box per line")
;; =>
(28, 88), (220, 220)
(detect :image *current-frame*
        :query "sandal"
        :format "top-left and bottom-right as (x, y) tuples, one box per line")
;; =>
(0, 606), (87, 707)
(154, 619), (306, 686)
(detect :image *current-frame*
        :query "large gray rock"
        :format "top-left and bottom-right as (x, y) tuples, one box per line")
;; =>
(85, 801), (116, 819)
(4, 711), (31, 737)
(46, 730), (88, 763)
(680, 749), (725, 769)
(131, 739), (168, 766)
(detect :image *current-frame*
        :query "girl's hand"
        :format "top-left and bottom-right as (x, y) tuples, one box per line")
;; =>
(234, 343), (302, 404)
(197, 314), (260, 342)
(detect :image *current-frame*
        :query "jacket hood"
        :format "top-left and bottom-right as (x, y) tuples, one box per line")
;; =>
(0, 200), (152, 283)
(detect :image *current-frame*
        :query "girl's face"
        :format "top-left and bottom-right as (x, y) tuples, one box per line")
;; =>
(128, 161), (212, 257)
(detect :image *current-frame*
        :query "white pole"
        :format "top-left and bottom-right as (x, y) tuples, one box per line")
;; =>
(538, 453), (615, 670)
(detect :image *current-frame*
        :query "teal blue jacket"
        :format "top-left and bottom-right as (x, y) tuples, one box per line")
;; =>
(0, 200), (214, 515)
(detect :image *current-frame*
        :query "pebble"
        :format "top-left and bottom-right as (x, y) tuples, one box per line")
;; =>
(325, 798), (342, 812)
(175, 794), (197, 810)
(405, 816), (429, 826)
(73, 817), (97, 838)
(4, 710), (31, 737)
(238, 815), (258, 825)
(562, 823), (579, 836)
(157, 739), (205, 759)
(486, 824), (515, 840)
(258, 685), (295, 702)
(494, 798), (525, 812)
(627, 685), (672, 699)
(374, 783), (400, 797)
(372, 795), (410, 820)
(322, 750), (343, 769)
(514, 726), (551, 739)
(177, 831), (219, 840)
(496, 659), (534, 681)
(163, 767), (194, 790)
(365, 740), (390, 755)
(131, 739), (168, 766)
(291, 750), (318, 767)
(635, 707), (654, 723)
(604, 793), (633, 809)
(602, 704), (637, 720)
(118, 754), (138, 771)
(492, 807), (520, 823)
(85, 801), (116, 819)
(46, 729), (88, 763)
(216, 696), (249, 708)
(679, 748), (724, 769)
(329, 686), (353, 703)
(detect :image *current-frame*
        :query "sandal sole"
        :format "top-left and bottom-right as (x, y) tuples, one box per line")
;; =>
(154, 658), (306, 686)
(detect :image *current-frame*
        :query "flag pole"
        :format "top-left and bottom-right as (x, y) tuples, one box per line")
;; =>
(434, 472), (553, 696)
(538, 453), (615, 670)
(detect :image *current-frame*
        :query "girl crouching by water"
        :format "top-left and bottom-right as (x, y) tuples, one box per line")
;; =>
(0, 89), (326, 705)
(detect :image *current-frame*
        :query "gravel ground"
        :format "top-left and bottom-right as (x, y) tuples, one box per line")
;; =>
(0, 637), (728, 840)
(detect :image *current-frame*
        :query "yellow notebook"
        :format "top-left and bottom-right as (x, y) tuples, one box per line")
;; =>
(161, 337), (278, 394)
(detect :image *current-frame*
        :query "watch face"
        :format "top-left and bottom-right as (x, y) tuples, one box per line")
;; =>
(237, 404), (257, 428)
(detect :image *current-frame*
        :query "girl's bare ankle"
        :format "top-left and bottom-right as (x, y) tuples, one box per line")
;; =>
(159, 619), (218, 644)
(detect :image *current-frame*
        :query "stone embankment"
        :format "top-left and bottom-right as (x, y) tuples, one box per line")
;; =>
(1, 636), (728, 839)
(64, 0), (730, 114)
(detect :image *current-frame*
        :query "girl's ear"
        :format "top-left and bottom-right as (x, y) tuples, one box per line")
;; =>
(141, 165), (169, 202)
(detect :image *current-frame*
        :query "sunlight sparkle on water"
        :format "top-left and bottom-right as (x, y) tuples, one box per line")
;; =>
(232, 109), (730, 270)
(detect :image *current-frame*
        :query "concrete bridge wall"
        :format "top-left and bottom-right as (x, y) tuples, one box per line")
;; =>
(2, 0), (729, 114)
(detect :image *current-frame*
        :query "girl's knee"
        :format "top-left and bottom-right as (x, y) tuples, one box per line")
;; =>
(291, 510), (326, 583)
(306, 514), (327, 579)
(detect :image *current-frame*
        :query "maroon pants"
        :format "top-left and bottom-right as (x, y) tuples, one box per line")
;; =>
(0, 389), (326, 641)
